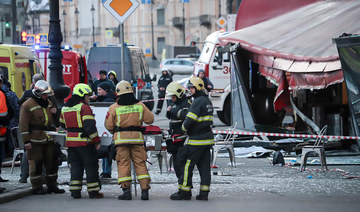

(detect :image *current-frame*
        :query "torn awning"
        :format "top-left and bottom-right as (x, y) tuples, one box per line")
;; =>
(219, 0), (360, 110)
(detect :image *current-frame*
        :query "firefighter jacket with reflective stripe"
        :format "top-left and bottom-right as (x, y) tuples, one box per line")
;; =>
(19, 98), (55, 144)
(182, 94), (214, 146)
(60, 103), (101, 147)
(166, 97), (191, 135)
(105, 102), (154, 145)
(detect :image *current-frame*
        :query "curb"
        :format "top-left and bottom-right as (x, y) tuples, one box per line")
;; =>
(0, 187), (32, 204)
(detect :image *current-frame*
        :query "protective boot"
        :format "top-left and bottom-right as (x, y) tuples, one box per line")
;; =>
(71, 191), (81, 199)
(32, 187), (46, 195)
(141, 189), (149, 200)
(196, 191), (209, 201)
(88, 191), (104, 199)
(46, 186), (65, 194)
(170, 190), (191, 200)
(118, 188), (132, 200)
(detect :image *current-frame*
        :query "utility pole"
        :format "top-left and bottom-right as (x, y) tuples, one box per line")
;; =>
(151, 0), (157, 60)
(182, 2), (185, 45)
(91, 4), (95, 45)
(11, 0), (17, 44)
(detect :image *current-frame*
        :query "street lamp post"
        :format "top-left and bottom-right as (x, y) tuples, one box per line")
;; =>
(0, 18), (4, 43)
(90, 4), (95, 45)
(62, 9), (66, 43)
(74, 7), (79, 38)
(182, 2), (185, 45)
(48, 0), (70, 108)
(150, 0), (157, 60)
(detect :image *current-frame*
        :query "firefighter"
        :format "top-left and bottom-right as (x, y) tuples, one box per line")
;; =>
(19, 80), (65, 195)
(170, 77), (214, 201)
(59, 83), (103, 199)
(165, 82), (191, 188)
(105, 80), (154, 200)
(155, 68), (173, 115)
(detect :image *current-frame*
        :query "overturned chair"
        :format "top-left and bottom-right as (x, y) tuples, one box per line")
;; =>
(300, 125), (328, 171)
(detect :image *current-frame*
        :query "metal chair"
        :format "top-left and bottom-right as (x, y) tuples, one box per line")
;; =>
(146, 134), (168, 174)
(300, 125), (328, 171)
(10, 127), (24, 174)
(212, 122), (237, 167)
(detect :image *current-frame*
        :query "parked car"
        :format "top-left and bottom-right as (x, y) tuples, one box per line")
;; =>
(160, 58), (195, 75)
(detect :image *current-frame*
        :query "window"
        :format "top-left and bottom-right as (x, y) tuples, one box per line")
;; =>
(157, 37), (165, 54)
(0, 66), (9, 80)
(157, 8), (165, 26)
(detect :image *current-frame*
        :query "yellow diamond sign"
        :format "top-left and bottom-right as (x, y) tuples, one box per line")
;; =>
(216, 16), (227, 28)
(103, 0), (139, 23)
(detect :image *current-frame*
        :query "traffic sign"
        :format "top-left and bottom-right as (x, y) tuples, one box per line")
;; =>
(26, 34), (35, 45)
(216, 16), (227, 28)
(137, 78), (145, 89)
(38, 33), (48, 44)
(103, 0), (140, 23)
(105, 30), (113, 38)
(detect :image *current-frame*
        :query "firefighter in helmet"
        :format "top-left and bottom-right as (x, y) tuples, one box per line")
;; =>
(59, 83), (103, 199)
(170, 77), (214, 201)
(165, 82), (191, 187)
(19, 80), (65, 195)
(105, 80), (154, 200)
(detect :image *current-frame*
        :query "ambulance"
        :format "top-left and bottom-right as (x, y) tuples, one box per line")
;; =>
(0, 44), (42, 97)
(36, 48), (88, 101)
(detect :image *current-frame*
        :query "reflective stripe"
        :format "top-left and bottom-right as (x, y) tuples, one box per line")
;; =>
(82, 115), (94, 121)
(181, 124), (186, 132)
(30, 175), (42, 180)
(197, 115), (213, 122)
(87, 182), (99, 187)
(30, 106), (42, 112)
(114, 138), (144, 145)
(65, 135), (89, 142)
(21, 132), (29, 135)
(200, 185), (210, 191)
(70, 180), (82, 185)
(187, 139), (214, 146)
(182, 159), (191, 189)
(118, 176), (132, 183)
(88, 187), (100, 191)
(0, 111), (8, 116)
(69, 186), (82, 190)
(43, 108), (48, 126)
(186, 112), (198, 121)
(31, 138), (49, 143)
(180, 185), (191, 191)
(0, 137), (6, 141)
(137, 174), (150, 180)
(88, 132), (99, 139)
(47, 173), (57, 177)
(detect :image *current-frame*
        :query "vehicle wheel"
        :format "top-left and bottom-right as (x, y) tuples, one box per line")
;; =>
(217, 99), (231, 126)
(217, 111), (227, 125)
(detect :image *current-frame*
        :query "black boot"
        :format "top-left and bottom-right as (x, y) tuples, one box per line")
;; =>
(196, 191), (209, 201)
(141, 189), (149, 200)
(89, 191), (104, 199)
(32, 187), (46, 195)
(118, 188), (132, 200)
(47, 186), (65, 194)
(170, 190), (191, 200)
(71, 191), (81, 199)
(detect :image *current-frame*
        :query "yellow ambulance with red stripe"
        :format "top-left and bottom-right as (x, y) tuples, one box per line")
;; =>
(0, 44), (42, 97)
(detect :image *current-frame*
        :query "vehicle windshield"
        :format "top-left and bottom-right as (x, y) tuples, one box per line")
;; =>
(198, 42), (215, 63)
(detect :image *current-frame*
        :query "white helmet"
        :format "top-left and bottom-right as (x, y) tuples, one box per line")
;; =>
(32, 80), (52, 98)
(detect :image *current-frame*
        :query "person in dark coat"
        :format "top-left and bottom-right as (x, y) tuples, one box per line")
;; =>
(91, 70), (115, 95)
(155, 68), (173, 115)
(197, 69), (214, 92)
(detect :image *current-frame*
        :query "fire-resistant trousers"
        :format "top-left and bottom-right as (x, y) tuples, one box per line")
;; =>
(116, 144), (151, 190)
(27, 142), (58, 189)
(68, 145), (101, 194)
(178, 145), (212, 192)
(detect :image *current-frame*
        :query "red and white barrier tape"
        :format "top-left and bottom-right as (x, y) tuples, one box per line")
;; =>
(212, 130), (360, 140)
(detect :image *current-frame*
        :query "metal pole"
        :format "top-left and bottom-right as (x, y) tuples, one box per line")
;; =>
(182, 2), (185, 45)
(91, 5), (95, 45)
(62, 10), (66, 43)
(11, 0), (17, 44)
(48, 0), (70, 108)
(151, 0), (157, 60)
(218, 0), (221, 17)
(75, 8), (79, 38)
(120, 23), (125, 80)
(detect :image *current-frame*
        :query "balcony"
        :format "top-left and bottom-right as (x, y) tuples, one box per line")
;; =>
(172, 17), (184, 28)
(199, 14), (211, 27)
